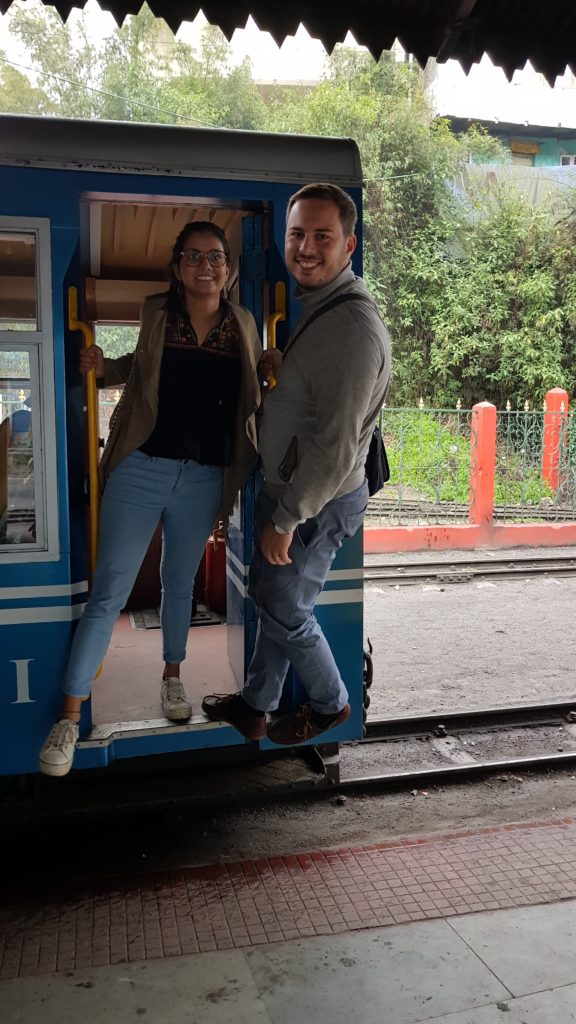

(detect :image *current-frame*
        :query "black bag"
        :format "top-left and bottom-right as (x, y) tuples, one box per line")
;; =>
(365, 425), (390, 496)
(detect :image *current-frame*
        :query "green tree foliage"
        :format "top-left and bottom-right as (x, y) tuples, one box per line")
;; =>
(427, 185), (576, 407)
(181, 26), (267, 128)
(95, 5), (181, 123)
(0, 48), (54, 113)
(95, 325), (139, 359)
(4, 3), (101, 118)
(259, 50), (516, 405)
(1, 2), (266, 127)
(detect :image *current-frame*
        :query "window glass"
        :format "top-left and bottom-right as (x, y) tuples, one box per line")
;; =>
(95, 324), (138, 444)
(511, 153), (534, 167)
(0, 351), (36, 545)
(0, 232), (38, 330)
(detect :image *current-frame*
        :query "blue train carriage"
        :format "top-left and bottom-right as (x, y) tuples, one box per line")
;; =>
(0, 114), (365, 775)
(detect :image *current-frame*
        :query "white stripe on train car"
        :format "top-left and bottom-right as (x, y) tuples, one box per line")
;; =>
(226, 548), (245, 578)
(328, 569), (362, 581)
(0, 604), (86, 625)
(226, 563), (246, 598)
(225, 554), (361, 585)
(0, 581), (88, 601)
(316, 588), (363, 605)
(224, 563), (362, 607)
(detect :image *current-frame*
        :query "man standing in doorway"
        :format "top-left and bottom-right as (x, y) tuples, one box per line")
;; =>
(203, 183), (391, 744)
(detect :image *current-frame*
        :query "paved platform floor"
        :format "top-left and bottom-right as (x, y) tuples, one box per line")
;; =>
(4, 897), (573, 1024)
(3, 899), (576, 1023)
(3, 816), (576, 1022)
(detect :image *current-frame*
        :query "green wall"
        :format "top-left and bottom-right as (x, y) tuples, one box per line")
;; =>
(470, 133), (576, 166)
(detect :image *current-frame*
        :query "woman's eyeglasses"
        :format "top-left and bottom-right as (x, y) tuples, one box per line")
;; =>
(180, 249), (228, 267)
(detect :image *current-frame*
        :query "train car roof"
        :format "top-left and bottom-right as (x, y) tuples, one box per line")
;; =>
(0, 115), (362, 186)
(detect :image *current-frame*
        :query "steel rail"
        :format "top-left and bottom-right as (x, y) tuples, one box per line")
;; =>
(363, 699), (576, 740)
(364, 554), (576, 585)
(338, 749), (576, 792)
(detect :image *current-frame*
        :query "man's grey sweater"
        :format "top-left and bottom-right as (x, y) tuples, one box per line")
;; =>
(259, 264), (391, 534)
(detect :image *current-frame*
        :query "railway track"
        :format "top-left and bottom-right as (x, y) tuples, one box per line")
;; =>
(363, 553), (576, 585)
(7, 699), (576, 818)
(333, 699), (576, 793)
(337, 748), (576, 795)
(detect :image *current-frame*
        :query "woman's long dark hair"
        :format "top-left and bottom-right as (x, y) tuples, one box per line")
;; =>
(165, 221), (231, 314)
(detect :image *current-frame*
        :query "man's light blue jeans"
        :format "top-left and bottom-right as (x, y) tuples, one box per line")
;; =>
(242, 482), (368, 716)
(63, 449), (222, 698)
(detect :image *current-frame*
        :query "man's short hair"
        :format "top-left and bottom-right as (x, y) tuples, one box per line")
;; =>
(286, 183), (358, 237)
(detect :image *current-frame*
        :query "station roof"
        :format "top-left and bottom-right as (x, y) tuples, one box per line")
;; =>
(1, 0), (575, 83)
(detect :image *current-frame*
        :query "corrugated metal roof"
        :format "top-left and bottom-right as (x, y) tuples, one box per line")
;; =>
(1, 0), (574, 82)
(447, 116), (576, 142)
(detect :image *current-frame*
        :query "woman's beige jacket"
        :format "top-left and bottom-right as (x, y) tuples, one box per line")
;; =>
(98, 293), (262, 519)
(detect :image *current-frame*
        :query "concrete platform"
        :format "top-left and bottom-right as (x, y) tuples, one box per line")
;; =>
(365, 545), (576, 720)
(3, 890), (576, 1023)
(3, 816), (576, 1022)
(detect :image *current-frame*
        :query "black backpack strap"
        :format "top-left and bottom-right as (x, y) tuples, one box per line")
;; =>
(282, 290), (372, 360)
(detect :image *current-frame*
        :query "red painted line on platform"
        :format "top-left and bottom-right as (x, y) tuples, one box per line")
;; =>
(2, 817), (576, 979)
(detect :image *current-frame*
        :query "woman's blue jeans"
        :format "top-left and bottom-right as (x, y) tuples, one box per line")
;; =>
(63, 450), (222, 698)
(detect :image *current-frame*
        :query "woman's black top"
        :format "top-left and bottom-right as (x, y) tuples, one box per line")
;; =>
(140, 304), (242, 466)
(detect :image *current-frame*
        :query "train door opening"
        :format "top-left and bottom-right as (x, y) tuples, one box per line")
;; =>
(78, 193), (265, 737)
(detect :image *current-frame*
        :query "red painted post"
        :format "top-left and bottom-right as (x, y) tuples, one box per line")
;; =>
(542, 388), (569, 491)
(469, 402), (496, 527)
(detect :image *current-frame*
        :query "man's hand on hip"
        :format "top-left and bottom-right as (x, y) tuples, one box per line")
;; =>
(261, 523), (293, 565)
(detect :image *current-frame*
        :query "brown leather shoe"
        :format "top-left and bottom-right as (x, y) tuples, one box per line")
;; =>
(201, 692), (266, 741)
(267, 703), (350, 746)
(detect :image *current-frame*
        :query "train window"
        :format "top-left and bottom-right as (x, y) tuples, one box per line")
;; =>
(95, 324), (139, 445)
(0, 216), (58, 561)
(0, 231), (38, 330)
(0, 352), (35, 544)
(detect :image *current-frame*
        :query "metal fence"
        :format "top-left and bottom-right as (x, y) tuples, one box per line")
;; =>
(370, 406), (474, 526)
(495, 407), (572, 524)
(369, 403), (576, 527)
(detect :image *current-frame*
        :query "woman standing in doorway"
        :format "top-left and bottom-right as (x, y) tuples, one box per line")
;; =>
(39, 221), (261, 776)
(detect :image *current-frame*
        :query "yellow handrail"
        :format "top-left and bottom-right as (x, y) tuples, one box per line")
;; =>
(68, 287), (99, 582)
(264, 281), (287, 390)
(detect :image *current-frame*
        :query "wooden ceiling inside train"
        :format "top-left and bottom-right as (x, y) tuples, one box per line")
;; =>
(85, 201), (246, 322)
(1, 1), (575, 82)
(90, 202), (245, 280)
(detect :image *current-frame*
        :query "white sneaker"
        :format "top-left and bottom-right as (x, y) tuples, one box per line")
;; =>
(38, 720), (79, 777)
(161, 677), (192, 721)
